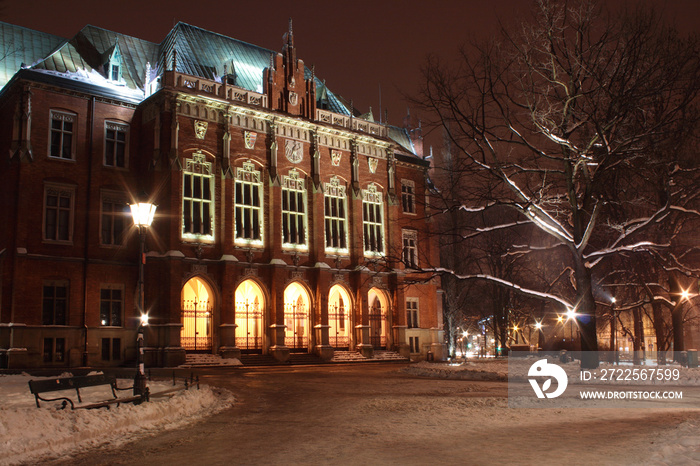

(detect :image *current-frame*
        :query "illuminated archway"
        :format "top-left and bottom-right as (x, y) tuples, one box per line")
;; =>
(181, 277), (214, 351)
(368, 288), (388, 349)
(284, 282), (310, 351)
(234, 280), (265, 352)
(329, 284), (352, 348)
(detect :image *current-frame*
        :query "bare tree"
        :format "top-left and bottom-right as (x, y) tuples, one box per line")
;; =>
(416, 0), (700, 368)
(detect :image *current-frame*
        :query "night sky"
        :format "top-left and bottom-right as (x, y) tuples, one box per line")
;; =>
(2, 0), (699, 149)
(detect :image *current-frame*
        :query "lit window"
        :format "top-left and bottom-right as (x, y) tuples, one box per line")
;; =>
(401, 179), (416, 214)
(406, 298), (419, 328)
(402, 229), (418, 268)
(44, 184), (74, 242)
(235, 160), (263, 244)
(100, 286), (123, 326)
(42, 281), (68, 325)
(282, 170), (306, 248)
(362, 184), (384, 254)
(182, 151), (215, 240)
(104, 122), (128, 167)
(324, 177), (347, 252)
(49, 111), (75, 160)
(100, 192), (129, 246)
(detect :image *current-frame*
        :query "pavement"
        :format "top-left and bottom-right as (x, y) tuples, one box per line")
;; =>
(43, 363), (700, 465)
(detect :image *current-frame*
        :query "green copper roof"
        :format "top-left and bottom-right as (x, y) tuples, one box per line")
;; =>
(161, 23), (349, 115)
(33, 25), (159, 91)
(0, 22), (65, 88)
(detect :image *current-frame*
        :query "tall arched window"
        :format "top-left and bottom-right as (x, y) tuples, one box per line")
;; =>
(235, 160), (263, 245)
(324, 177), (347, 253)
(182, 151), (214, 240)
(362, 183), (384, 255)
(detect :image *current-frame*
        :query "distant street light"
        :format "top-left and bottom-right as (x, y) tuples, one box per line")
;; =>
(130, 201), (156, 400)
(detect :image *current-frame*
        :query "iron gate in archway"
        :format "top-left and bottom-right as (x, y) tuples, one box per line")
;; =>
(181, 298), (212, 351)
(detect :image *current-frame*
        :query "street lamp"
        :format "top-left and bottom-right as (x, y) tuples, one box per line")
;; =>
(611, 297), (618, 364)
(130, 201), (156, 399)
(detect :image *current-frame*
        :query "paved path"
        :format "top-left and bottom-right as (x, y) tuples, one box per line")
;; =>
(47, 364), (699, 465)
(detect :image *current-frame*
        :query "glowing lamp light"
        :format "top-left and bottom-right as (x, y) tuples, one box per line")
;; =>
(130, 202), (157, 227)
(557, 315), (564, 323)
(140, 314), (149, 326)
(681, 289), (691, 301)
(611, 297), (616, 304)
(462, 331), (469, 338)
(566, 308), (576, 320)
(534, 322), (543, 330)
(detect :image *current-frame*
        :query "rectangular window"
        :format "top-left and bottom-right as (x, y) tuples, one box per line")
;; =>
(409, 336), (420, 353)
(407, 298), (419, 329)
(362, 184), (384, 254)
(49, 111), (75, 160)
(104, 122), (128, 167)
(324, 177), (347, 251)
(282, 171), (306, 247)
(402, 230), (418, 268)
(234, 161), (263, 244)
(43, 338), (66, 363)
(101, 193), (128, 246)
(112, 338), (121, 361)
(100, 287), (123, 326)
(42, 282), (68, 325)
(44, 185), (74, 242)
(101, 338), (122, 361)
(183, 152), (214, 239)
(101, 338), (110, 361)
(401, 180), (416, 214)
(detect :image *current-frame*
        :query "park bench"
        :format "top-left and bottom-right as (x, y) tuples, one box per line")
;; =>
(28, 374), (146, 410)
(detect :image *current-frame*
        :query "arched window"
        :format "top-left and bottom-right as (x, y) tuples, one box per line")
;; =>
(235, 160), (263, 245)
(182, 151), (214, 240)
(362, 183), (384, 255)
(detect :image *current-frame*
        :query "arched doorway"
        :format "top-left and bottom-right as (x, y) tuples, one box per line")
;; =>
(234, 280), (265, 352)
(284, 282), (310, 351)
(329, 284), (351, 349)
(368, 288), (388, 349)
(181, 277), (214, 352)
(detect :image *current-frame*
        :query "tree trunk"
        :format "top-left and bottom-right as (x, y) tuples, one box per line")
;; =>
(576, 262), (599, 369)
(633, 308), (643, 365)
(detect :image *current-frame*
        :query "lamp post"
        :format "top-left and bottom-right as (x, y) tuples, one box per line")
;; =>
(611, 297), (618, 364)
(130, 201), (156, 399)
(566, 308), (577, 350)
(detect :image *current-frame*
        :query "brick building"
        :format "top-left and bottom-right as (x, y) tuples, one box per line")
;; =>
(0, 20), (444, 368)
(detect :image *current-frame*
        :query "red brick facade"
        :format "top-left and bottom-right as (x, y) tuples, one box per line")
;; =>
(0, 22), (444, 368)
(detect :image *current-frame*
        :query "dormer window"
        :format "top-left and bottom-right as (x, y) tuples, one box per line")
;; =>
(106, 42), (122, 82)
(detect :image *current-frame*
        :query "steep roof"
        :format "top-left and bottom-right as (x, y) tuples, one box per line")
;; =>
(159, 23), (349, 115)
(33, 24), (159, 91)
(0, 22), (65, 88)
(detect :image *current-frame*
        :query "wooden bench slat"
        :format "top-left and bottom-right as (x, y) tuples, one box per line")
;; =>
(28, 374), (142, 409)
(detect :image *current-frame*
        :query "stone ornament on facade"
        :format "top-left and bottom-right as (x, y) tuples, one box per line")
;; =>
(289, 91), (298, 105)
(331, 150), (342, 167)
(285, 139), (303, 163)
(244, 131), (257, 149)
(368, 157), (378, 174)
(194, 120), (208, 139)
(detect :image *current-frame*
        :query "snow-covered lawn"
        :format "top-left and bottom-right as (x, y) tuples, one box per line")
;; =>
(0, 372), (235, 465)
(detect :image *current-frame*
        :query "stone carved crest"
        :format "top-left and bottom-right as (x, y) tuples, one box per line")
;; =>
(331, 150), (342, 167)
(368, 157), (378, 174)
(289, 91), (298, 105)
(244, 131), (257, 149)
(285, 139), (303, 163)
(194, 120), (208, 139)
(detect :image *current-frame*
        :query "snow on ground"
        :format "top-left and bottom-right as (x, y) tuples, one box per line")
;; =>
(404, 358), (700, 465)
(0, 373), (235, 465)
